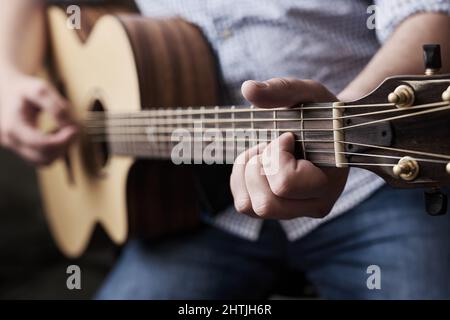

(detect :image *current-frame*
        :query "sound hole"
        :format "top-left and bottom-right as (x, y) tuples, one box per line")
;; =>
(81, 100), (109, 177)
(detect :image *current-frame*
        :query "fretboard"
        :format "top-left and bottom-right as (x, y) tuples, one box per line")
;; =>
(85, 104), (337, 166)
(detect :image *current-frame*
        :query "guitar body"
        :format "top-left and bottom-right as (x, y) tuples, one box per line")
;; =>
(38, 5), (450, 258)
(40, 6), (219, 257)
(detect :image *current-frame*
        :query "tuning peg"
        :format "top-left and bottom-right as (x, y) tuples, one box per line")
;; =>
(388, 85), (415, 108)
(393, 156), (419, 181)
(443, 87), (450, 101)
(424, 189), (448, 216)
(423, 44), (442, 75)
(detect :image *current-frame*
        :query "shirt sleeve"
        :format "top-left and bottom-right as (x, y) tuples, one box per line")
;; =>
(374, 0), (450, 43)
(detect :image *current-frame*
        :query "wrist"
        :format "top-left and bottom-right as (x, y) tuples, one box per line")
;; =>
(0, 62), (26, 83)
(0, 61), (20, 76)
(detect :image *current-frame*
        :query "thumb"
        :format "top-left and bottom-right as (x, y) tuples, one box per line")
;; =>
(241, 78), (336, 108)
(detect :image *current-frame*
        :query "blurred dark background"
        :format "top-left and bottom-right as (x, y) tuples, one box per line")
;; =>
(0, 149), (116, 299)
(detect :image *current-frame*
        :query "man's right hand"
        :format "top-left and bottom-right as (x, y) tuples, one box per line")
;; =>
(0, 70), (78, 166)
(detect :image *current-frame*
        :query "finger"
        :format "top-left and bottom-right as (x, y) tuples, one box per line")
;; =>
(230, 143), (266, 216)
(261, 132), (328, 199)
(241, 78), (336, 108)
(24, 80), (74, 125)
(15, 145), (57, 166)
(11, 118), (77, 155)
(244, 155), (332, 219)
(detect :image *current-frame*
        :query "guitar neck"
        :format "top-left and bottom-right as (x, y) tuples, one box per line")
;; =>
(85, 103), (338, 167)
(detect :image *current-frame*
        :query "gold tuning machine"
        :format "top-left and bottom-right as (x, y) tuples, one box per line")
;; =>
(388, 85), (415, 108)
(393, 157), (419, 181)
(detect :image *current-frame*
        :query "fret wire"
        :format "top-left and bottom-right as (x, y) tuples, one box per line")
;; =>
(151, 110), (157, 155)
(250, 105), (255, 130)
(231, 106), (236, 131)
(215, 106), (219, 130)
(176, 107), (182, 130)
(200, 106), (205, 126)
(300, 105), (307, 160)
(272, 109), (277, 138)
(231, 106), (236, 163)
(250, 105), (255, 148)
(127, 109), (133, 155)
(193, 106), (200, 164)
(156, 108), (162, 156)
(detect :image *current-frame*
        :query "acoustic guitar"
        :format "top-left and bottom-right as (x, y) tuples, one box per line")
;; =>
(40, 6), (450, 257)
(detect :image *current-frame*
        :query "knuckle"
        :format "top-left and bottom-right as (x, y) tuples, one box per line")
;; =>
(38, 143), (56, 154)
(16, 95), (26, 104)
(270, 172), (293, 198)
(276, 77), (295, 90)
(0, 126), (7, 139)
(234, 198), (252, 214)
(0, 128), (10, 146)
(32, 80), (49, 97)
(29, 151), (52, 167)
(51, 105), (66, 117)
(252, 197), (274, 218)
(2, 125), (15, 141)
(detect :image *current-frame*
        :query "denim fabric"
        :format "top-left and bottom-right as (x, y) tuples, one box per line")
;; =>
(97, 186), (450, 299)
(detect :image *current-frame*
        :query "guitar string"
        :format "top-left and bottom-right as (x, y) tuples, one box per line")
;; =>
(84, 105), (450, 138)
(106, 140), (450, 164)
(80, 104), (450, 164)
(94, 134), (450, 162)
(106, 134), (445, 168)
(84, 101), (449, 127)
(85, 102), (399, 120)
(107, 143), (446, 167)
(83, 102), (450, 135)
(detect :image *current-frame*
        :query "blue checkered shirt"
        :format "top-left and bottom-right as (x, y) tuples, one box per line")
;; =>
(136, 0), (450, 241)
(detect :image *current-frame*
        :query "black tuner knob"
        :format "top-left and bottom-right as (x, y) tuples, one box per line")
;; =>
(424, 189), (448, 216)
(423, 44), (442, 75)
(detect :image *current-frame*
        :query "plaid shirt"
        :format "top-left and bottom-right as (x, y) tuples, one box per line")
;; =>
(134, 0), (450, 241)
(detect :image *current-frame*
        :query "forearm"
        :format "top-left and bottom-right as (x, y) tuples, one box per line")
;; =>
(0, 0), (46, 75)
(339, 12), (450, 102)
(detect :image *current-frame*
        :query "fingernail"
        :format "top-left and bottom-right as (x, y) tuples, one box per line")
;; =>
(252, 81), (268, 89)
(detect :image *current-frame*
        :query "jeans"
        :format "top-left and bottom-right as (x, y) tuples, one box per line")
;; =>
(96, 186), (450, 299)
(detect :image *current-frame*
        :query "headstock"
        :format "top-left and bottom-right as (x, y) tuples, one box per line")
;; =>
(340, 45), (450, 214)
